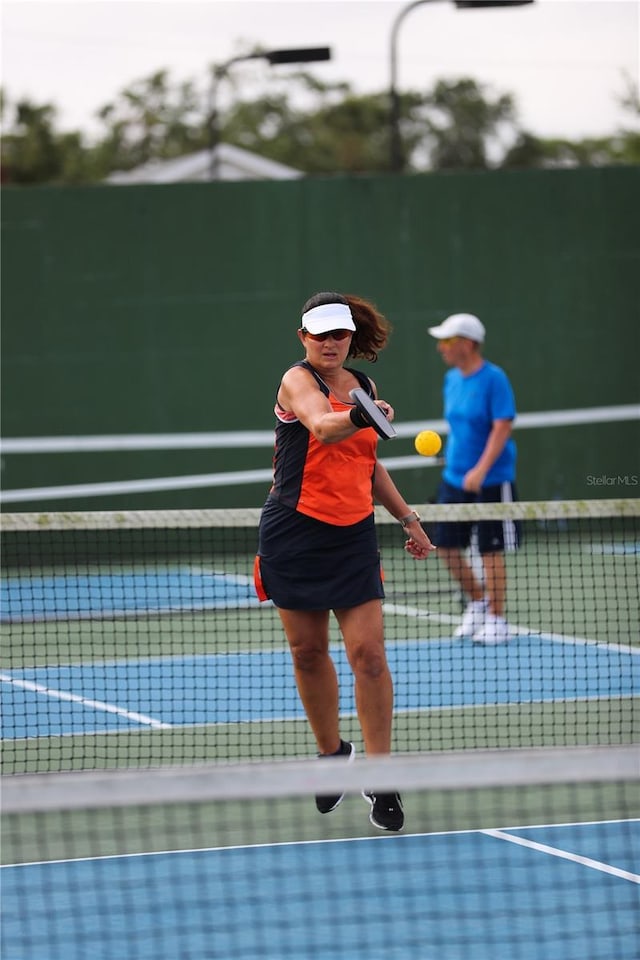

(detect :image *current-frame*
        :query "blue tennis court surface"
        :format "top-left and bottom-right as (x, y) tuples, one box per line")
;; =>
(1, 568), (259, 622)
(2, 637), (638, 738)
(3, 821), (638, 959)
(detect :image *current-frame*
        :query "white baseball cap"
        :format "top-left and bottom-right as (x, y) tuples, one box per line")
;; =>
(428, 313), (485, 343)
(301, 303), (356, 334)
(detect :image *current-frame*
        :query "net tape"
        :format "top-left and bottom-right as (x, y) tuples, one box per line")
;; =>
(2, 497), (638, 530)
(2, 745), (638, 814)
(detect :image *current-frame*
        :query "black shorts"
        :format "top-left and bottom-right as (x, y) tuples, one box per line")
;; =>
(255, 497), (384, 610)
(432, 480), (520, 555)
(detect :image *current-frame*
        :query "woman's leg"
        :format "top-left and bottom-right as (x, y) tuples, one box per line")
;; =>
(335, 599), (393, 755)
(277, 607), (340, 755)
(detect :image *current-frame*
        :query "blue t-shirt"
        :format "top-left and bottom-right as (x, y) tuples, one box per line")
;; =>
(442, 361), (517, 488)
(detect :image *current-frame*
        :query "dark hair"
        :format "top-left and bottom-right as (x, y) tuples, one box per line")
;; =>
(301, 291), (392, 363)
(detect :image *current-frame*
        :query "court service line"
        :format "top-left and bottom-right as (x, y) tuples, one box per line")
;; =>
(0, 673), (172, 729)
(10, 692), (634, 739)
(530, 630), (639, 656)
(382, 602), (459, 625)
(483, 828), (640, 883)
(385, 602), (639, 655)
(504, 624), (639, 656)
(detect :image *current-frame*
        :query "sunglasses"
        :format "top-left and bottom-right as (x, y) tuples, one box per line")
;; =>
(438, 337), (461, 346)
(302, 328), (353, 342)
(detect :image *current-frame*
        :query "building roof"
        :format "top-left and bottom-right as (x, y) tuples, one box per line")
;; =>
(106, 143), (302, 184)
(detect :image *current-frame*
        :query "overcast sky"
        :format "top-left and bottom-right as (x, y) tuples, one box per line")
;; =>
(2, 0), (638, 141)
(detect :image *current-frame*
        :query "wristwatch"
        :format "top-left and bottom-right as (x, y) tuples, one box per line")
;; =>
(398, 510), (420, 528)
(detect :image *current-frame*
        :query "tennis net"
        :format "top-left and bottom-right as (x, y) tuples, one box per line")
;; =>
(1, 499), (638, 774)
(2, 746), (638, 959)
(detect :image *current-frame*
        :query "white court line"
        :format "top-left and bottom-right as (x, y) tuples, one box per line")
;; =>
(10, 694), (636, 740)
(509, 624), (640, 656)
(383, 602), (460, 625)
(0, 673), (172, 729)
(6, 819), (639, 870)
(482, 828), (640, 883)
(385, 602), (639, 655)
(3, 623), (635, 740)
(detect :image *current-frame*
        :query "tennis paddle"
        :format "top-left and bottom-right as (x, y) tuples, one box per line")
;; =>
(349, 388), (397, 440)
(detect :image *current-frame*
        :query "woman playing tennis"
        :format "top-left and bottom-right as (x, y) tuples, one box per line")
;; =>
(255, 291), (435, 831)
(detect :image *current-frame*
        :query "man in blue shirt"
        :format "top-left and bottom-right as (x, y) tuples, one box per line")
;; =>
(428, 313), (518, 644)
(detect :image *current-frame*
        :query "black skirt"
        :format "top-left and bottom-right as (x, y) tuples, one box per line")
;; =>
(255, 497), (384, 611)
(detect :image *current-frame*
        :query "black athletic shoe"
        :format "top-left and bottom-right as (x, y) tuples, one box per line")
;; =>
(363, 791), (404, 831)
(315, 740), (355, 814)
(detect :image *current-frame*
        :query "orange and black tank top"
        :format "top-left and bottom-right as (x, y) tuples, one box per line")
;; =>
(269, 361), (378, 526)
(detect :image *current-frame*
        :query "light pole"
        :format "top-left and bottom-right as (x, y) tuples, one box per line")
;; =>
(208, 47), (331, 180)
(389, 0), (534, 173)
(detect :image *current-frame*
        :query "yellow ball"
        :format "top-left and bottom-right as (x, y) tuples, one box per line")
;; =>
(415, 430), (442, 457)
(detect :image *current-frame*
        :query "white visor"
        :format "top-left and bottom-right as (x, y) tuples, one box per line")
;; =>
(301, 303), (356, 334)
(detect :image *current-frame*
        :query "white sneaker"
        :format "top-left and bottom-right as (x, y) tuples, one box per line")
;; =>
(473, 614), (512, 645)
(454, 597), (488, 638)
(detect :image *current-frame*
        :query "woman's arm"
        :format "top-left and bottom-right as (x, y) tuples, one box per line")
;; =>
(373, 463), (436, 559)
(279, 367), (394, 445)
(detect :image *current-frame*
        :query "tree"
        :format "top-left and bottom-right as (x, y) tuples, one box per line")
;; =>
(504, 132), (639, 168)
(90, 70), (206, 174)
(2, 66), (638, 184)
(2, 73), (520, 182)
(419, 78), (517, 170)
(503, 73), (640, 168)
(1, 91), (105, 183)
(223, 80), (392, 174)
(223, 75), (515, 174)
(1, 97), (63, 183)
